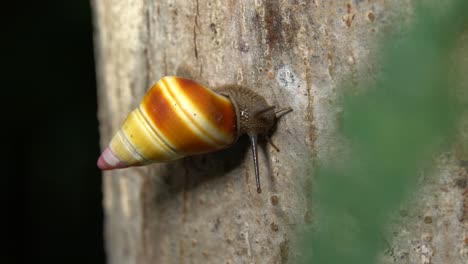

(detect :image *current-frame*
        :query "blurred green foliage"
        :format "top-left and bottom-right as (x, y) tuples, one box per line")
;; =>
(301, 1), (467, 263)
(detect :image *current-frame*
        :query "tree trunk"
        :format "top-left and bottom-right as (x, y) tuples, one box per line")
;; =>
(92, 1), (467, 263)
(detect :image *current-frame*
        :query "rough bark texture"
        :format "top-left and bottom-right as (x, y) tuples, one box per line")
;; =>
(92, 1), (467, 263)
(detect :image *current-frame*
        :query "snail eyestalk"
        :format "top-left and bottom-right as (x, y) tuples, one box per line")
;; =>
(265, 136), (280, 152)
(275, 107), (293, 118)
(249, 133), (262, 193)
(254, 105), (275, 117)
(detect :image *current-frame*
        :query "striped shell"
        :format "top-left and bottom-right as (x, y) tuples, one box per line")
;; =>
(98, 76), (237, 170)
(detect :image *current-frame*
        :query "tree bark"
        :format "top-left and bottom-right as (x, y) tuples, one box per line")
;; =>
(92, 1), (467, 263)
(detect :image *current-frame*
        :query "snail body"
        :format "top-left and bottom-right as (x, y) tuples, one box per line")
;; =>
(98, 76), (290, 193)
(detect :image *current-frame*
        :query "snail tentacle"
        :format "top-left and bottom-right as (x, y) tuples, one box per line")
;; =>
(249, 133), (261, 194)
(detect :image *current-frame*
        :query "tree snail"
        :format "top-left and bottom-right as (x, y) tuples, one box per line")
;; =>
(98, 76), (291, 193)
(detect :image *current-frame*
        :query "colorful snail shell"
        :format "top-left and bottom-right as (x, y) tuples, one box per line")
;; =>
(98, 76), (290, 193)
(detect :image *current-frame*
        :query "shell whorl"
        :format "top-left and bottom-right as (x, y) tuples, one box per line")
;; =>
(98, 76), (237, 169)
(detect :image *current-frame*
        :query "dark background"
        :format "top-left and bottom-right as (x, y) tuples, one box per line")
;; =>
(4, 1), (105, 263)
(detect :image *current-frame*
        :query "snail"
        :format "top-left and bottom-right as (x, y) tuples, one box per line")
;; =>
(98, 76), (291, 193)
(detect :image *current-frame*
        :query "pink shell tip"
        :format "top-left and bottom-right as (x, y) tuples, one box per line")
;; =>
(97, 147), (128, 170)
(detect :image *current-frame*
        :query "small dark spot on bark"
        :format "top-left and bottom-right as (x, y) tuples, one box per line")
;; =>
(367, 11), (376, 22)
(268, 71), (274, 80)
(343, 3), (354, 28)
(213, 217), (221, 231)
(461, 187), (468, 222)
(455, 177), (467, 189)
(239, 41), (249, 53)
(271, 222), (279, 232)
(270, 195), (279, 205)
(209, 23), (217, 34)
(423, 216), (433, 224)
(344, 15), (353, 28)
